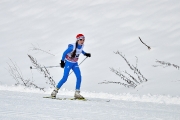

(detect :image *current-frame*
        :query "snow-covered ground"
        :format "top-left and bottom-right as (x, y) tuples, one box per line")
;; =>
(0, 86), (180, 120)
(0, 0), (180, 119)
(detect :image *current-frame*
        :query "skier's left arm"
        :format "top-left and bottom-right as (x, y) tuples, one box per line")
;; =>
(82, 50), (91, 57)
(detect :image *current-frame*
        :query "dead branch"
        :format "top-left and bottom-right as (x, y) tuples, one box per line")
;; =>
(109, 67), (137, 88)
(30, 44), (55, 56)
(154, 59), (180, 70)
(28, 54), (56, 88)
(98, 80), (134, 88)
(139, 37), (151, 50)
(100, 51), (148, 89)
(7, 59), (45, 91)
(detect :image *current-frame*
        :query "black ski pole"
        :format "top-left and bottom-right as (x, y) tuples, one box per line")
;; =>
(30, 65), (60, 69)
(30, 57), (88, 70)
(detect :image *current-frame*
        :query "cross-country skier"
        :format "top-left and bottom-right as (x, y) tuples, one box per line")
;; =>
(51, 34), (91, 99)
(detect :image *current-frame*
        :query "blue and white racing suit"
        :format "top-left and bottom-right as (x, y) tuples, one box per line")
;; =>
(56, 43), (86, 90)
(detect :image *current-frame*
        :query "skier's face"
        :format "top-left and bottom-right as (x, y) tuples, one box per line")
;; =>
(78, 39), (85, 45)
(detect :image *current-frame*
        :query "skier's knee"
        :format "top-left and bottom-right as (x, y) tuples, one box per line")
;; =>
(76, 75), (81, 81)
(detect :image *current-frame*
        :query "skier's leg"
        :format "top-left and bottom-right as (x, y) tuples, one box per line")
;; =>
(56, 61), (72, 89)
(72, 63), (82, 90)
(51, 61), (72, 97)
(72, 63), (84, 99)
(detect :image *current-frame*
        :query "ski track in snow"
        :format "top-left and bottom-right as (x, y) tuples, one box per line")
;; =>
(0, 90), (180, 120)
(0, 86), (180, 120)
(1, 85), (180, 105)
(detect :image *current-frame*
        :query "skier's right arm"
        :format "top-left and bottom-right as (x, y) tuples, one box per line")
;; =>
(61, 44), (73, 61)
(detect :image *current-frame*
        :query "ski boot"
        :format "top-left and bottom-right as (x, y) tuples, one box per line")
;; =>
(74, 90), (85, 99)
(51, 87), (59, 98)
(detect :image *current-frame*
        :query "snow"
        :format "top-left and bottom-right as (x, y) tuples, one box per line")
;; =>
(1, 0), (180, 119)
(0, 85), (180, 120)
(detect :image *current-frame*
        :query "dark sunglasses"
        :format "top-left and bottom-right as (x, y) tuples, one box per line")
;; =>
(79, 39), (85, 41)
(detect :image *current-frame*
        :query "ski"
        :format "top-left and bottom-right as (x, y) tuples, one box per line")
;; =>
(43, 96), (88, 101)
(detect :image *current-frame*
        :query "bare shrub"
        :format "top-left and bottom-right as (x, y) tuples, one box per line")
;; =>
(99, 51), (148, 88)
(7, 59), (45, 91)
(28, 54), (56, 88)
(153, 60), (180, 70)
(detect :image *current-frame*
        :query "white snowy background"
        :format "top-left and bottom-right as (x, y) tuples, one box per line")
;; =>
(0, 0), (180, 119)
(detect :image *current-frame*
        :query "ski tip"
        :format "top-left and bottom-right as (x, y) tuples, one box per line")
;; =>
(73, 98), (88, 101)
(43, 96), (56, 99)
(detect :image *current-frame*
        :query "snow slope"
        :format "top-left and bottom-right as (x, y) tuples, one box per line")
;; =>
(0, 86), (180, 120)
